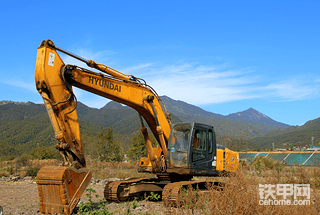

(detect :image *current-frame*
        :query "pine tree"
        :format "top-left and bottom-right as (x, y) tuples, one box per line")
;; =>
(85, 126), (123, 162)
(127, 130), (147, 162)
(126, 129), (158, 162)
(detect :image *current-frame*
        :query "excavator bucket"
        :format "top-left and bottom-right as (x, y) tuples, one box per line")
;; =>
(36, 166), (92, 215)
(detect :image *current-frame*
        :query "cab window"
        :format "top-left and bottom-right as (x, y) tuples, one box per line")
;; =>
(208, 130), (213, 154)
(193, 130), (207, 151)
(192, 129), (207, 162)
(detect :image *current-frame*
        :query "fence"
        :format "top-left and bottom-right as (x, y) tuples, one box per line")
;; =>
(239, 151), (320, 166)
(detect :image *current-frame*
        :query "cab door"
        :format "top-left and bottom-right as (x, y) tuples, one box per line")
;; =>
(167, 124), (192, 168)
(190, 125), (216, 171)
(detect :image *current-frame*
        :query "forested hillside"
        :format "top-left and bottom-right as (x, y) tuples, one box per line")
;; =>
(1, 97), (317, 157)
(161, 96), (288, 138)
(0, 101), (127, 157)
(251, 117), (320, 149)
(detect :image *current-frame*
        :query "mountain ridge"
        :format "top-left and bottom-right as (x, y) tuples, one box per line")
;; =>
(226, 108), (289, 129)
(160, 96), (290, 129)
(0, 98), (290, 129)
(1, 97), (319, 154)
(251, 117), (320, 149)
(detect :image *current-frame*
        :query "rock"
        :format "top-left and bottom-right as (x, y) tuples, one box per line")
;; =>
(0, 176), (9, 181)
(23, 176), (33, 182)
(106, 178), (120, 182)
(10, 175), (20, 182)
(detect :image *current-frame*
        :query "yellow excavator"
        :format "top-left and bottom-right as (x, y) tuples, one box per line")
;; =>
(34, 39), (239, 214)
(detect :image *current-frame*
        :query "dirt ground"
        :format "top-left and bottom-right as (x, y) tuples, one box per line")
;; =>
(0, 180), (168, 215)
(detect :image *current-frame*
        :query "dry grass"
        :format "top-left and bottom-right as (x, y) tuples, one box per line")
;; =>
(0, 157), (152, 179)
(1, 157), (320, 214)
(170, 165), (320, 215)
(85, 157), (155, 179)
(0, 158), (60, 177)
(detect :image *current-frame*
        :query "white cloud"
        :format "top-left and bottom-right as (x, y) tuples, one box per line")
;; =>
(120, 63), (320, 106)
(73, 88), (110, 108)
(140, 63), (260, 105)
(2, 79), (36, 92)
(264, 79), (318, 101)
(24, 46), (319, 109)
(58, 48), (262, 106)
(121, 63), (153, 74)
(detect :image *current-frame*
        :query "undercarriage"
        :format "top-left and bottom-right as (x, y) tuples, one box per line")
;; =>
(104, 175), (224, 206)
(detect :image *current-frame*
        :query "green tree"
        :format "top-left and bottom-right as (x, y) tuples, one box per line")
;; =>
(126, 130), (157, 162)
(31, 146), (59, 160)
(127, 130), (147, 162)
(85, 127), (123, 162)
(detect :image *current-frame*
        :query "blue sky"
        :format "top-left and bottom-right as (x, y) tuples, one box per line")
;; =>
(1, 0), (319, 126)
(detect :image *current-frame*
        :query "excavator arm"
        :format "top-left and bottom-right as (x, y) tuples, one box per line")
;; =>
(35, 39), (172, 214)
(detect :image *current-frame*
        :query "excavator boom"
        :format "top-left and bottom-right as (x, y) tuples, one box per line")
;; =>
(34, 39), (172, 214)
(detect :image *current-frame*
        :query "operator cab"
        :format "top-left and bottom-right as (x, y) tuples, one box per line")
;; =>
(167, 122), (219, 175)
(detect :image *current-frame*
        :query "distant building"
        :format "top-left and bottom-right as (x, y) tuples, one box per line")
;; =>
(306, 145), (320, 151)
(306, 147), (320, 151)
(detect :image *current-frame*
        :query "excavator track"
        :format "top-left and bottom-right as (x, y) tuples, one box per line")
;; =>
(104, 176), (224, 207)
(162, 180), (224, 207)
(104, 178), (151, 202)
(163, 181), (199, 206)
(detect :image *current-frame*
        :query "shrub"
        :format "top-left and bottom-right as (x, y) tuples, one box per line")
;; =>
(31, 146), (59, 160)
(5, 163), (15, 175)
(84, 127), (123, 162)
(77, 188), (112, 215)
(147, 192), (161, 201)
(250, 156), (284, 174)
(0, 155), (15, 161)
(16, 154), (32, 166)
(25, 166), (41, 178)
